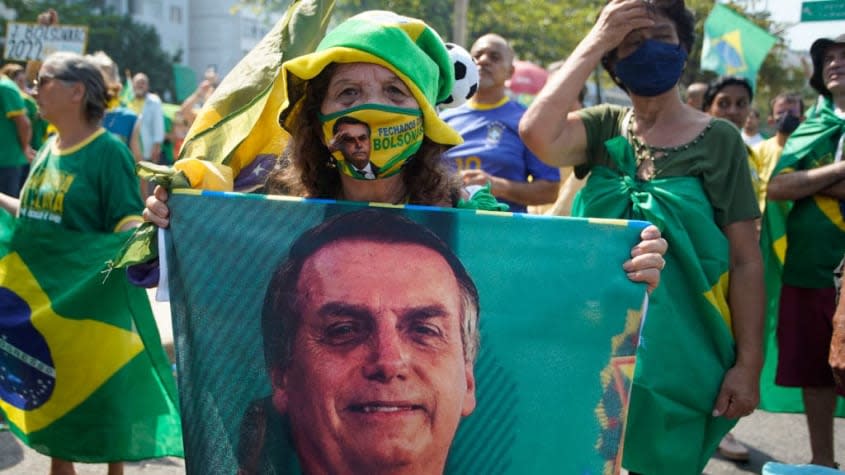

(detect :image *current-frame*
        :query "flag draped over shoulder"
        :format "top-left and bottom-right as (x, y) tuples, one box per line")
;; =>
(114, 0), (334, 271)
(0, 217), (182, 462)
(573, 137), (736, 475)
(759, 96), (845, 414)
(174, 0), (334, 188)
(700, 3), (777, 90)
(164, 191), (647, 474)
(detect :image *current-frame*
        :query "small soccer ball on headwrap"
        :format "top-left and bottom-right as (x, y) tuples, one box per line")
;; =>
(439, 43), (479, 109)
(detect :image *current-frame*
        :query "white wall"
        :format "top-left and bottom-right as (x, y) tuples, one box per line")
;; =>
(129, 0), (191, 65)
(188, 0), (275, 80)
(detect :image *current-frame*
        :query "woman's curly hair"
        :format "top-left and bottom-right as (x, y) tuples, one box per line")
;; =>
(264, 64), (462, 206)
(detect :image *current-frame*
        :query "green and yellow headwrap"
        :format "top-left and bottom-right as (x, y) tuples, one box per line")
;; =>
(279, 10), (462, 146)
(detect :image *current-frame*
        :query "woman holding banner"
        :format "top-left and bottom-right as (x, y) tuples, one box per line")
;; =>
(141, 10), (667, 293)
(520, 0), (764, 473)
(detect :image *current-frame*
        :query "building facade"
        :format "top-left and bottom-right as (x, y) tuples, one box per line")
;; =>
(102, 0), (275, 81)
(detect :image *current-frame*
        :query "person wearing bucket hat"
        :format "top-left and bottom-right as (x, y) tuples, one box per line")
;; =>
(766, 33), (845, 469)
(810, 34), (845, 100)
(144, 9), (666, 291)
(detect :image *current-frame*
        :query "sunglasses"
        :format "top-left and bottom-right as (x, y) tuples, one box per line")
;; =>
(32, 73), (77, 90)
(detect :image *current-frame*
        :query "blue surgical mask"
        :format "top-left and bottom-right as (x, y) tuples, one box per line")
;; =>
(614, 39), (688, 97)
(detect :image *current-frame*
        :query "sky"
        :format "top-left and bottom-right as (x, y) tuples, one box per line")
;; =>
(754, 0), (845, 51)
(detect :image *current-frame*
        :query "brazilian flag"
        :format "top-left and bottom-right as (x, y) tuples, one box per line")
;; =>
(700, 3), (777, 90)
(116, 0), (334, 270)
(573, 137), (737, 474)
(0, 215), (183, 462)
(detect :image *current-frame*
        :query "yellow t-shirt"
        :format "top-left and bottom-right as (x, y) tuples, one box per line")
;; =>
(752, 137), (783, 211)
(129, 97), (145, 115)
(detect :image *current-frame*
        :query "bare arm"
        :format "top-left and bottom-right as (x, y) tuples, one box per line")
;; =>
(178, 80), (213, 124)
(713, 219), (764, 419)
(520, 0), (653, 166)
(767, 161), (845, 201)
(12, 113), (31, 153)
(0, 193), (20, 215)
(460, 169), (560, 205)
(129, 120), (142, 162)
(819, 178), (845, 200)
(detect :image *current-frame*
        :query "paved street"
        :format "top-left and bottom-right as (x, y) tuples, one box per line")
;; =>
(2, 291), (845, 474)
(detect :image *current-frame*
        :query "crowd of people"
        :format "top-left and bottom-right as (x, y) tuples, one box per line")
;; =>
(1, 0), (844, 473)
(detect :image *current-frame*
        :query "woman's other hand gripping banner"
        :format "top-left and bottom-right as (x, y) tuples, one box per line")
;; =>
(163, 191), (648, 474)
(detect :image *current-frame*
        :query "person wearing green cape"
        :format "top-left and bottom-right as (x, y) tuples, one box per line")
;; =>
(767, 34), (845, 469)
(0, 52), (182, 475)
(520, 1), (764, 473)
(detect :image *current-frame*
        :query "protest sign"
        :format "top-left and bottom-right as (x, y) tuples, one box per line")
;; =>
(3, 22), (88, 61)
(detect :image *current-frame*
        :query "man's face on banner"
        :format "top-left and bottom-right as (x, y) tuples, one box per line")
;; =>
(336, 122), (371, 170)
(272, 239), (476, 473)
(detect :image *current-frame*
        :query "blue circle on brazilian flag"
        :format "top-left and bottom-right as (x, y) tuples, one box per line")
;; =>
(0, 287), (56, 410)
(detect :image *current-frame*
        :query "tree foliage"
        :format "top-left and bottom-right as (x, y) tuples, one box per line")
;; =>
(1, 0), (180, 98)
(232, 0), (810, 112)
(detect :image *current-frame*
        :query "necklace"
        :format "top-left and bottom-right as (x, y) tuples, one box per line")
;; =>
(625, 112), (713, 180)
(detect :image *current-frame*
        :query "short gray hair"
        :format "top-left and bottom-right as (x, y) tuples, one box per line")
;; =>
(85, 51), (120, 86)
(42, 52), (108, 124)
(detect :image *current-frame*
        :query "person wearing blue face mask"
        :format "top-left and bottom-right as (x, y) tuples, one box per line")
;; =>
(520, 0), (764, 473)
(753, 92), (805, 206)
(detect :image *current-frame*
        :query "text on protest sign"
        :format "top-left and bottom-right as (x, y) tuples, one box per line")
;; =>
(4, 22), (88, 61)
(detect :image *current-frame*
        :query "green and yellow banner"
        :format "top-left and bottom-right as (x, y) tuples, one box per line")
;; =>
(164, 190), (647, 474)
(0, 216), (182, 462)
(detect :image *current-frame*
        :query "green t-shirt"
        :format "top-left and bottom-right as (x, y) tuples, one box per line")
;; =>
(19, 129), (143, 232)
(576, 104), (760, 227)
(22, 93), (48, 151)
(161, 114), (175, 165)
(0, 75), (28, 167)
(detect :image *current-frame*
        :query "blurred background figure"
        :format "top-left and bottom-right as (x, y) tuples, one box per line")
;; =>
(0, 63), (32, 197)
(179, 66), (218, 127)
(441, 33), (560, 213)
(742, 107), (764, 146)
(685, 81), (708, 110)
(130, 72), (164, 165)
(2, 62), (46, 191)
(85, 51), (141, 161)
(753, 92), (805, 211)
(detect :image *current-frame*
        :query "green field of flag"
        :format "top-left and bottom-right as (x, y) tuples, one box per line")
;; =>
(0, 215), (182, 462)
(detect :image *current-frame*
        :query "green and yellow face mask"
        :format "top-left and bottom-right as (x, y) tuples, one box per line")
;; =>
(319, 104), (424, 180)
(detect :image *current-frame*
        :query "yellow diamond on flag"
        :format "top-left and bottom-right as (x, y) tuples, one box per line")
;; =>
(0, 252), (143, 434)
(703, 270), (732, 332)
(711, 30), (748, 75)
